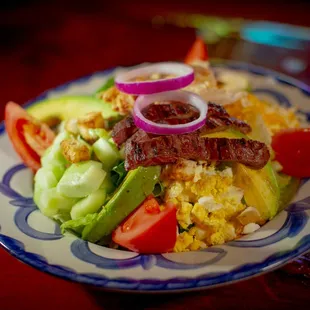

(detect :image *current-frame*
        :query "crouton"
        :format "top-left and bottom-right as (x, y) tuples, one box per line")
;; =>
(65, 119), (79, 135)
(60, 138), (91, 163)
(100, 86), (135, 115)
(77, 112), (105, 129)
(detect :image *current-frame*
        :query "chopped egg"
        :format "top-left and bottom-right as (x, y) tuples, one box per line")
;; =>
(237, 207), (262, 225)
(173, 232), (194, 252)
(194, 227), (209, 241)
(198, 196), (223, 212)
(162, 160), (247, 251)
(224, 224), (237, 240)
(189, 239), (207, 251)
(176, 202), (193, 229)
(242, 223), (260, 235)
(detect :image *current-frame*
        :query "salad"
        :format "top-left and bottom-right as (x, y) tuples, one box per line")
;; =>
(4, 38), (310, 254)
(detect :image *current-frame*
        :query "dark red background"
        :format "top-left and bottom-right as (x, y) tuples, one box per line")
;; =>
(0, 1), (310, 309)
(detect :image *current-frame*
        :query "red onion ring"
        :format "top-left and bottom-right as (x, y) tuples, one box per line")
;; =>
(115, 62), (194, 95)
(133, 91), (208, 135)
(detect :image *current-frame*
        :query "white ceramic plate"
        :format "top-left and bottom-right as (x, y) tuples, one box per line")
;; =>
(0, 60), (309, 292)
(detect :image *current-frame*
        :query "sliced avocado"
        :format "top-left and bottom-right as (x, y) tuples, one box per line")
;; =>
(27, 96), (119, 124)
(202, 129), (280, 220)
(41, 131), (70, 167)
(234, 162), (280, 220)
(201, 129), (245, 139)
(82, 165), (161, 243)
(276, 173), (300, 211)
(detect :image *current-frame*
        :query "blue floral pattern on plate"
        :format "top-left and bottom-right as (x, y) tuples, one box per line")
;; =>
(0, 164), (63, 240)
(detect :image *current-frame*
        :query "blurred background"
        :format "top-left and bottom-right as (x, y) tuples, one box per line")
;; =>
(0, 0), (310, 119)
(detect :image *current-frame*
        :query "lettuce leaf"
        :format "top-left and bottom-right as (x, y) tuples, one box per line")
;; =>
(153, 182), (164, 197)
(61, 213), (98, 235)
(111, 161), (127, 187)
(96, 77), (114, 94)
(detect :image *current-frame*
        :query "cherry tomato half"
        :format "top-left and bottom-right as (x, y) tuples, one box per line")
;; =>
(184, 37), (208, 64)
(112, 196), (177, 254)
(5, 102), (55, 172)
(272, 128), (310, 178)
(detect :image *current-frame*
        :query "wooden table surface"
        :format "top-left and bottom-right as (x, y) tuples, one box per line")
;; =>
(0, 1), (310, 309)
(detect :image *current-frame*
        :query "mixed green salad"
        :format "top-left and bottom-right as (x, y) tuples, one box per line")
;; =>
(4, 38), (309, 254)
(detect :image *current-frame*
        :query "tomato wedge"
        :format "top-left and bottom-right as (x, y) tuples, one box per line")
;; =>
(272, 128), (310, 178)
(184, 37), (208, 64)
(112, 196), (177, 253)
(5, 102), (55, 172)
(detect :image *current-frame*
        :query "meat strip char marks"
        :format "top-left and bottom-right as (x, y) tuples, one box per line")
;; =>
(111, 102), (270, 170)
(112, 102), (251, 147)
(125, 130), (270, 170)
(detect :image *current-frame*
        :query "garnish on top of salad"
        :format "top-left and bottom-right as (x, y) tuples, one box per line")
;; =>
(4, 38), (309, 253)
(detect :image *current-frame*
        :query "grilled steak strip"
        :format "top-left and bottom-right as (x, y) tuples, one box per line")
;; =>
(204, 103), (251, 135)
(112, 101), (199, 147)
(125, 130), (269, 171)
(143, 100), (200, 125)
(112, 102), (251, 147)
(111, 116), (138, 148)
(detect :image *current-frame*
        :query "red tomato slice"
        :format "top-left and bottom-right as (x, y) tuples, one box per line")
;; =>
(5, 102), (55, 172)
(272, 128), (310, 178)
(184, 37), (208, 64)
(112, 196), (177, 254)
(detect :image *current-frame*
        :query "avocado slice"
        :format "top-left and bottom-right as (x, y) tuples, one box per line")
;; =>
(201, 129), (244, 139)
(202, 129), (280, 220)
(276, 173), (300, 212)
(82, 165), (161, 243)
(234, 162), (280, 220)
(27, 96), (119, 124)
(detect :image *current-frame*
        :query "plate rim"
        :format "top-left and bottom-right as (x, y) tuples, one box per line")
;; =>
(0, 60), (309, 292)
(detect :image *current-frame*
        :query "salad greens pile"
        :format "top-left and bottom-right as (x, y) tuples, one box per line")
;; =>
(33, 109), (162, 244)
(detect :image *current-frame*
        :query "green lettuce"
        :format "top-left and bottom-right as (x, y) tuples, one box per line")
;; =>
(61, 213), (98, 235)
(96, 77), (114, 94)
(111, 161), (127, 187)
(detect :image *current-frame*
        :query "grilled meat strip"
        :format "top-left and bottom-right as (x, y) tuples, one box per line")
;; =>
(204, 103), (251, 135)
(125, 130), (270, 171)
(112, 102), (251, 147)
(111, 115), (137, 149)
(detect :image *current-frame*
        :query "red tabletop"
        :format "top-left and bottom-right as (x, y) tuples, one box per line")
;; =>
(1, 1), (310, 309)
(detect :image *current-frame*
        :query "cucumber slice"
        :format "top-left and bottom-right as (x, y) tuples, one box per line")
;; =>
(88, 128), (109, 139)
(53, 213), (71, 224)
(34, 187), (78, 218)
(71, 188), (106, 220)
(93, 138), (119, 170)
(41, 161), (66, 181)
(77, 136), (92, 154)
(34, 167), (58, 189)
(57, 160), (106, 198)
(41, 131), (70, 166)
